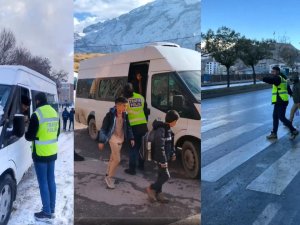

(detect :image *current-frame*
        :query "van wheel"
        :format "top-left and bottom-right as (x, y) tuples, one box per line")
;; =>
(182, 141), (200, 179)
(88, 118), (98, 140)
(0, 174), (16, 225)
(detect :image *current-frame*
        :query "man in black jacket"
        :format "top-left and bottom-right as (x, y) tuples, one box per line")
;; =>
(123, 83), (149, 175)
(25, 93), (60, 222)
(146, 110), (179, 203)
(262, 66), (298, 139)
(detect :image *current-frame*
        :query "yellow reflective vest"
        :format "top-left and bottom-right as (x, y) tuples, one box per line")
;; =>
(127, 92), (147, 126)
(34, 105), (59, 157)
(272, 76), (289, 103)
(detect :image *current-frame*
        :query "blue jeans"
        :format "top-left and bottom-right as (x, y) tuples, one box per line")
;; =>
(129, 133), (144, 171)
(34, 161), (56, 215)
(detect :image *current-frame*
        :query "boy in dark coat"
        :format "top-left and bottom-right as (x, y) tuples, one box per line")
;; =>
(146, 110), (179, 203)
(98, 97), (135, 189)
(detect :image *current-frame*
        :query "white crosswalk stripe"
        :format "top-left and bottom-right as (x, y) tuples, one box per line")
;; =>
(202, 126), (286, 182)
(252, 203), (281, 225)
(247, 148), (300, 195)
(201, 121), (300, 196)
(202, 119), (231, 133)
(202, 123), (263, 153)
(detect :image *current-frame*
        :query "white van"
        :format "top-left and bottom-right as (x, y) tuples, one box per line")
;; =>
(0, 65), (58, 224)
(75, 43), (201, 178)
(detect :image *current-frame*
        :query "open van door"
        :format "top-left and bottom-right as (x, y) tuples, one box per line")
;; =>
(128, 61), (150, 99)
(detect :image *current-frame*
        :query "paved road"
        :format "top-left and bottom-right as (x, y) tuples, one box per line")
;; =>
(201, 88), (300, 225)
(74, 123), (200, 225)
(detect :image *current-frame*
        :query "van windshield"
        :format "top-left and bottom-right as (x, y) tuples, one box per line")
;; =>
(178, 71), (201, 102)
(0, 85), (11, 115)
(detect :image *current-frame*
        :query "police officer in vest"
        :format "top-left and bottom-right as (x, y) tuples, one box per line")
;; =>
(25, 92), (60, 222)
(123, 83), (148, 175)
(263, 66), (299, 140)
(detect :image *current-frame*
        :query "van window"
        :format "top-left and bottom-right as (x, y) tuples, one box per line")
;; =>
(0, 85), (11, 110)
(46, 93), (58, 112)
(151, 72), (200, 120)
(31, 90), (58, 112)
(1, 86), (26, 147)
(151, 73), (169, 111)
(97, 77), (127, 101)
(76, 78), (95, 99)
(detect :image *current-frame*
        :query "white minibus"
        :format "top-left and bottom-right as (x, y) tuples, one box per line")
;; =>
(0, 65), (58, 224)
(76, 43), (201, 178)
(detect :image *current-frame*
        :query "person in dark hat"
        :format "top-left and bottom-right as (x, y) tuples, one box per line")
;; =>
(146, 110), (179, 203)
(25, 92), (60, 222)
(262, 66), (298, 140)
(123, 83), (148, 175)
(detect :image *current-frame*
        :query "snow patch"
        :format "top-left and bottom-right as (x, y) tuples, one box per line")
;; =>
(8, 132), (74, 225)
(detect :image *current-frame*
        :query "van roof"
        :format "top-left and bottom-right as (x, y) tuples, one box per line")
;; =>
(78, 45), (201, 78)
(0, 65), (56, 86)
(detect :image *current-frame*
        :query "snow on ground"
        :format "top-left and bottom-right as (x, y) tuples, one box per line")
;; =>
(8, 132), (74, 225)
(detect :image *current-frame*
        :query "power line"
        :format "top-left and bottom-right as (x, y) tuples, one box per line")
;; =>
(75, 34), (201, 48)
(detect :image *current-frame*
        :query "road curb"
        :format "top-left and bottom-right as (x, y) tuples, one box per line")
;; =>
(202, 83), (271, 99)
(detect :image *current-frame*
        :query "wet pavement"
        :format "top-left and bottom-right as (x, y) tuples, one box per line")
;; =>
(74, 123), (200, 225)
(201, 88), (300, 225)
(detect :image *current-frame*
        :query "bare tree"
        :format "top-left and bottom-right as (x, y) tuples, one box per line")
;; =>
(51, 69), (68, 85)
(1, 28), (68, 86)
(279, 44), (299, 71)
(11, 46), (32, 65)
(0, 29), (16, 64)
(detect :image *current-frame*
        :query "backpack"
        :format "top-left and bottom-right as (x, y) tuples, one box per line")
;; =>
(139, 129), (156, 161)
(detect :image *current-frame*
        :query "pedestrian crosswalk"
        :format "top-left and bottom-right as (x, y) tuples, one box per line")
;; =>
(202, 123), (262, 153)
(202, 119), (300, 196)
(252, 203), (281, 225)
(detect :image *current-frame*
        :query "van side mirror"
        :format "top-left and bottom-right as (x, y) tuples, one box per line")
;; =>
(13, 114), (25, 138)
(173, 95), (184, 109)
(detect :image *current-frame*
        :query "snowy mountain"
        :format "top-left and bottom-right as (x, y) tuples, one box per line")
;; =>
(75, 0), (201, 53)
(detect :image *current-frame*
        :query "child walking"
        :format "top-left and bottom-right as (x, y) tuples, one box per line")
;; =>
(146, 110), (180, 203)
(98, 97), (135, 189)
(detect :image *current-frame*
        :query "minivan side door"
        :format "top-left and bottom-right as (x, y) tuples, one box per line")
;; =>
(2, 85), (32, 182)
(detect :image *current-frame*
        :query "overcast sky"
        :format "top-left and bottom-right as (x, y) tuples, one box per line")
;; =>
(74, 0), (155, 33)
(0, 0), (74, 83)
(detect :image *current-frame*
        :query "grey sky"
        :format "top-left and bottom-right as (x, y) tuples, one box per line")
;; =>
(0, 0), (74, 83)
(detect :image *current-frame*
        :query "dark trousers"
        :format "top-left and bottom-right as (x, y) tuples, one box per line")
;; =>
(69, 119), (74, 130)
(34, 161), (56, 215)
(150, 165), (170, 193)
(63, 119), (68, 130)
(273, 103), (296, 133)
(129, 133), (144, 171)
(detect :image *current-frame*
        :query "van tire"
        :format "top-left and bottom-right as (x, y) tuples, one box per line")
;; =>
(182, 141), (199, 179)
(0, 174), (16, 225)
(88, 118), (98, 140)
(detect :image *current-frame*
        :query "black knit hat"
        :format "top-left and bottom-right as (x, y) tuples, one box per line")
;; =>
(123, 83), (134, 98)
(272, 66), (280, 73)
(165, 110), (180, 123)
(21, 95), (31, 106)
(35, 92), (48, 104)
(115, 96), (128, 104)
